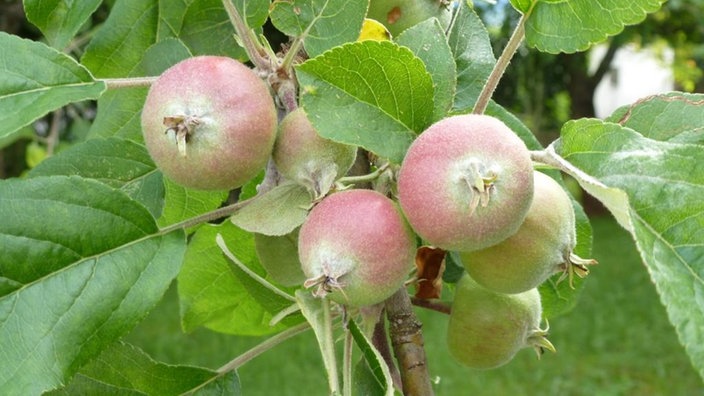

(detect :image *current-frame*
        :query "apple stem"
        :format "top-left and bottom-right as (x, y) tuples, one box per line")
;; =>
(473, 8), (531, 115)
(385, 288), (435, 396)
(337, 162), (390, 186)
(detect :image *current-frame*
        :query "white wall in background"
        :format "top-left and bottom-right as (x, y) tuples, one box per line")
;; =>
(590, 43), (674, 119)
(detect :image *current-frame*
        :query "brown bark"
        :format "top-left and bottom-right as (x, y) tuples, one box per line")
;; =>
(385, 288), (434, 396)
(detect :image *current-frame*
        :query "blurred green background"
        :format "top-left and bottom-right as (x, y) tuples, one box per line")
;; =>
(126, 216), (703, 395)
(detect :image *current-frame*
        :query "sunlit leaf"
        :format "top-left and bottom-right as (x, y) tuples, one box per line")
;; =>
(297, 40), (434, 163)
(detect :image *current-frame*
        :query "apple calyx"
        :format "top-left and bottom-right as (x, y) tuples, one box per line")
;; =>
(457, 158), (500, 215)
(303, 268), (352, 303)
(557, 252), (598, 289)
(528, 325), (557, 358)
(163, 114), (202, 157)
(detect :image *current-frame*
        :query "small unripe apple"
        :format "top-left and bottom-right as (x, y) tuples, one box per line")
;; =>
(298, 189), (416, 307)
(447, 274), (553, 369)
(254, 228), (306, 287)
(273, 108), (357, 199)
(397, 114), (534, 252)
(141, 56), (277, 190)
(367, 0), (452, 37)
(461, 171), (596, 294)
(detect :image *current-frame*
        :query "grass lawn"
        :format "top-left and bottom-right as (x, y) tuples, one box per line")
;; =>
(126, 216), (703, 395)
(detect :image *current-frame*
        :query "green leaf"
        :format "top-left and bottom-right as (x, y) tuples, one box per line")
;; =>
(82, 0), (158, 139)
(24, 0), (102, 50)
(81, 0), (158, 77)
(232, 0), (271, 29)
(443, 251), (465, 284)
(158, 178), (228, 228)
(0, 221), (185, 394)
(230, 182), (312, 236)
(485, 101), (542, 150)
(295, 290), (338, 394)
(140, 38), (192, 76)
(397, 18), (456, 122)
(447, 0), (495, 113)
(89, 88), (148, 141)
(50, 342), (240, 396)
(0, 125), (34, 151)
(156, 0), (267, 60)
(509, 0), (535, 13)
(606, 92), (704, 145)
(270, 0), (368, 58)
(0, 176), (159, 287)
(348, 320), (394, 396)
(297, 40), (434, 163)
(27, 137), (164, 218)
(553, 117), (704, 380)
(178, 0), (247, 60)
(179, 222), (300, 335)
(524, 0), (667, 53)
(0, 32), (105, 141)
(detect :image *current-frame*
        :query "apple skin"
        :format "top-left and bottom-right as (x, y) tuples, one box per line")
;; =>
(298, 189), (416, 307)
(461, 171), (578, 294)
(397, 114), (534, 252)
(141, 56), (277, 190)
(447, 275), (543, 369)
(273, 108), (357, 198)
(367, 0), (453, 37)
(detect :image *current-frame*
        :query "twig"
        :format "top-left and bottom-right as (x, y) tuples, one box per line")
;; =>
(100, 77), (158, 89)
(45, 108), (63, 156)
(181, 321), (311, 394)
(410, 297), (451, 315)
(159, 196), (255, 234)
(473, 11), (530, 114)
(385, 288), (434, 396)
(216, 321), (311, 373)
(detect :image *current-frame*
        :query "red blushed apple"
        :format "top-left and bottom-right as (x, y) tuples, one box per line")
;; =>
(141, 56), (277, 190)
(397, 114), (534, 252)
(298, 189), (416, 307)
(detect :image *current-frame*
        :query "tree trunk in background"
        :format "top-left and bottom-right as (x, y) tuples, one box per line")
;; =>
(560, 52), (597, 119)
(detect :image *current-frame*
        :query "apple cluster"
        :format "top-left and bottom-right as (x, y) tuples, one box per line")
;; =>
(140, 55), (593, 372)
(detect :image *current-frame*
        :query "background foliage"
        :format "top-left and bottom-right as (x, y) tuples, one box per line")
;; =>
(0, 0), (702, 394)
